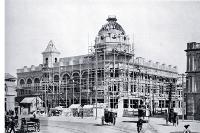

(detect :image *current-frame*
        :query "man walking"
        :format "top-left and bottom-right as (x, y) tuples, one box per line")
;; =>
(137, 118), (143, 133)
(9, 116), (15, 133)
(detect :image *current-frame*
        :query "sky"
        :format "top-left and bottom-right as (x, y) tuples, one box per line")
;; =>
(5, 0), (200, 77)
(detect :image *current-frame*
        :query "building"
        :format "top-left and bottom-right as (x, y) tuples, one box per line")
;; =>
(16, 16), (180, 116)
(20, 97), (43, 115)
(5, 73), (17, 112)
(185, 42), (200, 120)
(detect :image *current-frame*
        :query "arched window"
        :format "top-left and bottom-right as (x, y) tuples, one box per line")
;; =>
(62, 73), (70, 81)
(54, 75), (59, 82)
(19, 79), (25, 85)
(27, 78), (32, 84)
(45, 58), (48, 65)
(34, 78), (40, 83)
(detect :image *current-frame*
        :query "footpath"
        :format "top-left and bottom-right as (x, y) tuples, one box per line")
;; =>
(18, 115), (200, 133)
(148, 117), (200, 133)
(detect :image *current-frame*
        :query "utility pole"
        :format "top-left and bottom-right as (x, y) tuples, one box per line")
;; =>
(181, 74), (185, 121)
(66, 79), (68, 107)
(95, 45), (98, 119)
(45, 83), (48, 116)
(72, 79), (74, 104)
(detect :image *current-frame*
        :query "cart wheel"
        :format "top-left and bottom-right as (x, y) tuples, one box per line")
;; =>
(101, 116), (104, 125)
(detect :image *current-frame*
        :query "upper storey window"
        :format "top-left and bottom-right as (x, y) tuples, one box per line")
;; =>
(55, 58), (57, 63)
(45, 58), (48, 65)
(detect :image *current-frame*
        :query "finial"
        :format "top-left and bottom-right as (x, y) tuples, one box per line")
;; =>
(106, 15), (117, 22)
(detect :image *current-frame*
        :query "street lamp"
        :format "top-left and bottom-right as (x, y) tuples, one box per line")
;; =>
(72, 79), (74, 104)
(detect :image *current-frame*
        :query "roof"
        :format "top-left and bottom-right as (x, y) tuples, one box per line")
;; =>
(5, 73), (16, 80)
(42, 40), (60, 54)
(20, 97), (42, 104)
(69, 104), (81, 109)
(98, 15), (125, 36)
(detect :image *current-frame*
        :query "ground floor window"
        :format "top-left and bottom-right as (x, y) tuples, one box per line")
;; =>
(130, 99), (138, 108)
(123, 99), (128, 108)
(172, 101), (176, 108)
(110, 99), (118, 108)
(159, 100), (165, 108)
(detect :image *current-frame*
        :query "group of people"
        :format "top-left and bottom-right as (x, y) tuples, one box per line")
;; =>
(5, 110), (18, 133)
(166, 111), (179, 126)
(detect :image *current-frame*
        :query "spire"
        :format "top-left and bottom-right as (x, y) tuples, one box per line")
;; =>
(42, 40), (60, 54)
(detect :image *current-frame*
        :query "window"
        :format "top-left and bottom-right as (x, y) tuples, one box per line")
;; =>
(172, 101), (176, 108)
(159, 100), (165, 108)
(55, 58), (57, 63)
(131, 85), (133, 92)
(45, 58), (48, 65)
(130, 99), (138, 108)
(110, 99), (118, 108)
(134, 85), (137, 92)
(123, 99), (128, 108)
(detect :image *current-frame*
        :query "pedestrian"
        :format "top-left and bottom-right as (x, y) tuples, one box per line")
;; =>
(137, 118), (143, 133)
(165, 111), (169, 125)
(176, 113), (179, 126)
(173, 112), (177, 126)
(9, 116), (15, 133)
(81, 107), (83, 119)
(183, 125), (191, 133)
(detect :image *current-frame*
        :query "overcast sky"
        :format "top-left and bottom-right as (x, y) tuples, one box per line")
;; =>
(5, 0), (200, 76)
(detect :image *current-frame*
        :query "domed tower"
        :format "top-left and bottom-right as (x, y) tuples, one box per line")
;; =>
(95, 15), (131, 52)
(94, 16), (133, 115)
(42, 40), (60, 68)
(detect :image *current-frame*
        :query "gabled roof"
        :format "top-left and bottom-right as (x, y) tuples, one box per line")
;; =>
(42, 40), (60, 54)
(5, 73), (16, 80)
(20, 97), (42, 104)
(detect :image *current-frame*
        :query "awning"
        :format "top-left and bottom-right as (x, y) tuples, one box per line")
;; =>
(20, 97), (42, 104)
(69, 104), (81, 109)
(83, 105), (93, 109)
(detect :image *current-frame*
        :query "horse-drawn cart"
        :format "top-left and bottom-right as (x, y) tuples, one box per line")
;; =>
(101, 109), (117, 125)
(20, 117), (40, 132)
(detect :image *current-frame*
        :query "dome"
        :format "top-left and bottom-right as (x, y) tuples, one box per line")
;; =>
(98, 15), (125, 36)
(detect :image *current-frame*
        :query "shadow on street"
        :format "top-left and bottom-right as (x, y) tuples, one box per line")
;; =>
(157, 124), (173, 126)
(122, 120), (138, 123)
(170, 132), (200, 133)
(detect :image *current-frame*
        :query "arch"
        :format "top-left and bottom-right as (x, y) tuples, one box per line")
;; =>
(54, 75), (59, 82)
(72, 72), (80, 81)
(72, 72), (80, 78)
(62, 73), (70, 81)
(34, 78), (40, 83)
(19, 79), (25, 85)
(27, 78), (32, 84)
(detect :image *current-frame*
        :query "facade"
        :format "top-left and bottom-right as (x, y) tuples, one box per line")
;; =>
(16, 16), (180, 116)
(5, 73), (17, 112)
(185, 42), (200, 120)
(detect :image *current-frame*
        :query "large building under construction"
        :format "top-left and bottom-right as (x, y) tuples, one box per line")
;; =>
(16, 16), (181, 116)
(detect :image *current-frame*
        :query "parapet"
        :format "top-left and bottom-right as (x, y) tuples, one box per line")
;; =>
(135, 57), (177, 73)
(186, 42), (200, 51)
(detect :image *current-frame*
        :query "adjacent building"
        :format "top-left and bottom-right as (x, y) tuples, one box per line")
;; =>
(185, 42), (200, 120)
(16, 16), (181, 116)
(5, 73), (17, 112)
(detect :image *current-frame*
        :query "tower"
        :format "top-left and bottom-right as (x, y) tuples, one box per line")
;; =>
(42, 40), (60, 68)
(185, 42), (200, 120)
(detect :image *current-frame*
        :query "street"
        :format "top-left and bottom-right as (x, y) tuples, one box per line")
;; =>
(39, 116), (155, 133)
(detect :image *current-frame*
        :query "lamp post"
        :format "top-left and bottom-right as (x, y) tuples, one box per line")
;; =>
(137, 67), (141, 107)
(72, 79), (74, 104)
(66, 79), (68, 108)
